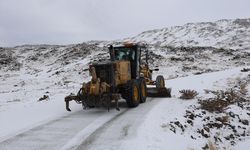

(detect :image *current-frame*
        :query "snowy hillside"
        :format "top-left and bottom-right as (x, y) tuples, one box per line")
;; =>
(0, 43), (111, 110)
(126, 18), (250, 50)
(1, 44), (249, 113)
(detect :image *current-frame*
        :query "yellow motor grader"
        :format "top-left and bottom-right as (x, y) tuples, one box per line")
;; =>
(65, 43), (171, 111)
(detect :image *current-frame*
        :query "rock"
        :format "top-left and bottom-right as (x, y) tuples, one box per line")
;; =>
(241, 119), (249, 125)
(202, 144), (209, 150)
(230, 141), (236, 145)
(197, 129), (201, 134)
(38, 95), (49, 101)
(191, 135), (196, 139)
(189, 113), (195, 120)
(233, 129), (237, 133)
(225, 134), (235, 140)
(196, 114), (203, 118)
(202, 111), (206, 114)
(214, 136), (222, 143)
(187, 120), (193, 126)
(203, 116), (210, 121)
(241, 68), (250, 72)
(241, 131), (246, 137)
(204, 127), (210, 133)
(169, 124), (176, 133)
(201, 129), (210, 138)
(215, 116), (229, 124)
(229, 112), (235, 118)
(174, 121), (180, 126)
(206, 122), (223, 129)
(173, 121), (185, 132)
(229, 125), (235, 130)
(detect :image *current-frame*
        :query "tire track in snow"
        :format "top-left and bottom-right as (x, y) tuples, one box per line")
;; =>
(0, 104), (128, 150)
(76, 97), (160, 150)
(0, 98), (159, 150)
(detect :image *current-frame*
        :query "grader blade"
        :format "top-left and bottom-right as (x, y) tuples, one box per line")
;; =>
(147, 87), (171, 97)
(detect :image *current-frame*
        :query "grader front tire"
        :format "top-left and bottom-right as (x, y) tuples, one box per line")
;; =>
(125, 80), (140, 108)
(156, 75), (165, 89)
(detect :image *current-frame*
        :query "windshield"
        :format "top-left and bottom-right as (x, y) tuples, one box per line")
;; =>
(114, 48), (135, 61)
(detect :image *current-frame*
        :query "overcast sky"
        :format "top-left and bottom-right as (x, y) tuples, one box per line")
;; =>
(0, 0), (250, 47)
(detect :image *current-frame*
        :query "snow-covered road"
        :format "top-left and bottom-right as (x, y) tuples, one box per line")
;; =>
(76, 98), (159, 150)
(0, 98), (160, 150)
(0, 104), (127, 150)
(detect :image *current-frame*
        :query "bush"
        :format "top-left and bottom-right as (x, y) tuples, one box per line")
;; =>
(199, 89), (246, 112)
(179, 89), (198, 99)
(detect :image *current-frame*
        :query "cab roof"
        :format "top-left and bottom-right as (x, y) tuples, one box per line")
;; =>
(111, 42), (147, 49)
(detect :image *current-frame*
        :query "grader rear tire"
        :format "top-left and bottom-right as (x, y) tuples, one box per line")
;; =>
(125, 80), (140, 108)
(139, 78), (147, 103)
(156, 75), (165, 89)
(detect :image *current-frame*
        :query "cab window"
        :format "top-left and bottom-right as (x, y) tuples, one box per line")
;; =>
(114, 48), (135, 61)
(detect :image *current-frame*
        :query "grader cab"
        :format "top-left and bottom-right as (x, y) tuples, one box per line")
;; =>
(65, 43), (171, 111)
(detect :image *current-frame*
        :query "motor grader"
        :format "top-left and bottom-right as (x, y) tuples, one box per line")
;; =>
(65, 43), (171, 111)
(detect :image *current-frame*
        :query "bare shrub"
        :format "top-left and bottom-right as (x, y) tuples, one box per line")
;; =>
(199, 98), (229, 113)
(239, 83), (248, 95)
(38, 95), (49, 101)
(240, 68), (250, 72)
(204, 89), (218, 95)
(179, 89), (198, 99)
(215, 116), (229, 124)
(208, 140), (217, 150)
(199, 89), (246, 112)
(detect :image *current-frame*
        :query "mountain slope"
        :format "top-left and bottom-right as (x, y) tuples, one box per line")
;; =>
(126, 18), (250, 50)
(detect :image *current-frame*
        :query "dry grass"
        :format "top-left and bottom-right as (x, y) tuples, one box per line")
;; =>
(208, 140), (217, 150)
(240, 68), (250, 72)
(239, 83), (248, 95)
(179, 89), (198, 99)
(199, 89), (246, 112)
(38, 95), (49, 101)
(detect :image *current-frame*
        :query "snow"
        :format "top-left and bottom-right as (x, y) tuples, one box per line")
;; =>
(60, 109), (127, 150)
(109, 67), (250, 150)
(168, 67), (245, 95)
(235, 140), (250, 150)
(0, 62), (249, 149)
(0, 18), (250, 149)
(0, 93), (82, 143)
(120, 98), (202, 150)
(126, 18), (250, 50)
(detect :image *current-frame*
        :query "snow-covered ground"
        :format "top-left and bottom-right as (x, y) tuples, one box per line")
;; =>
(119, 67), (250, 150)
(0, 67), (249, 150)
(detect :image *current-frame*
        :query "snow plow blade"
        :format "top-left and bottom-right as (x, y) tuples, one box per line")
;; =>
(147, 87), (171, 97)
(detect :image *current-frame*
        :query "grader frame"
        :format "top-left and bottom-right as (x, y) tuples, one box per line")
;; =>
(65, 43), (171, 111)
